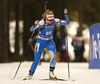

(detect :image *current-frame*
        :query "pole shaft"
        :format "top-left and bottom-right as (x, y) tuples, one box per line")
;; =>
(65, 27), (70, 79)
(12, 31), (35, 79)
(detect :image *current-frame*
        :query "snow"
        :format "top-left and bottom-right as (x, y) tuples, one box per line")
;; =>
(0, 62), (100, 84)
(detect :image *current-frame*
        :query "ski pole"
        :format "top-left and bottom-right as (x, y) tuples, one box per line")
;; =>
(12, 31), (35, 80)
(29, 42), (34, 52)
(64, 12), (70, 79)
(65, 28), (70, 79)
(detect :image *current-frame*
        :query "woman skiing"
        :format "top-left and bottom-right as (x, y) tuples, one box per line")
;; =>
(24, 9), (70, 80)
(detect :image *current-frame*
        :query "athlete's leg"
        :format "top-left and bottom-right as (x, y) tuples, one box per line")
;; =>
(46, 40), (56, 67)
(46, 40), (57, 78)
(49, 50), (56, 67)
(30, 39), (47, 73)
(23, 39), (47, 80)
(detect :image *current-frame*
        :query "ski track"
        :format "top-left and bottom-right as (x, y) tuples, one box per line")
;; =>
(0, 62), (100, 84)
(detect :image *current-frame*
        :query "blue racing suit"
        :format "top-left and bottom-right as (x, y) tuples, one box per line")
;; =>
(30, 15), (70, 73)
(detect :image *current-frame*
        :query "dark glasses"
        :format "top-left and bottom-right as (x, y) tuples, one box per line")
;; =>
(48, 19), (54, 21)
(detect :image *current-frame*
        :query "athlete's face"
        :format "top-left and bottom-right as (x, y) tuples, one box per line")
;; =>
(47, 19), (54, 24)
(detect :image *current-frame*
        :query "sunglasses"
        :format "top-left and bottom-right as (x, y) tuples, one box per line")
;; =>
(48, 19), (54, 21)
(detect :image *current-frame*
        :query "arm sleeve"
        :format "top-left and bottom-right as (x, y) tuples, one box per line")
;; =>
(35, 19), (45, 30)
(65, 15), (70, 25)
(30, 25), (35, 32)
(30, 19), (45, 32)
(54, 15), (70, 26)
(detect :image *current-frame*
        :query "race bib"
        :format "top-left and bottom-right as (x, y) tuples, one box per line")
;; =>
(35, 43), (40, 52)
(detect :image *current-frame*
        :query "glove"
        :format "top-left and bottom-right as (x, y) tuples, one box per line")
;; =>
(34, 20), (39, 26)
(64, 9), (68, 15)
(29, 38), (33, 42)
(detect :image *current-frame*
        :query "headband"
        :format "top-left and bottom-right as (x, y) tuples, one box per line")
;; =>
(46, 14), (54, 20)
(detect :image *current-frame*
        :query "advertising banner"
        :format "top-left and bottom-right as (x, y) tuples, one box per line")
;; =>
(89, 23), (100, 69)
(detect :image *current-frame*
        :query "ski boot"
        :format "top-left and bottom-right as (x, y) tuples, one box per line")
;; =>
(49, 67), (58, 80)
(23, 70), (34, 80)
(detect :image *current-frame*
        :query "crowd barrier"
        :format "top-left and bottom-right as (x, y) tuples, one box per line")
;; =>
(89, 23), (100, 69)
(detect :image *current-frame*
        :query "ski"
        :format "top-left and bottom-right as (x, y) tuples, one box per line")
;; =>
(23, 78), (75, 81)
(23, 77), (32, 80)
(67, 78), (75, 81)
(23, 78), (27, 80)
(41, 78), (67, 81)
(23, 78), (67, 81)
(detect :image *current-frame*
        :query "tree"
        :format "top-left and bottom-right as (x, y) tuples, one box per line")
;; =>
(0, 0), (8, 62)
(15, 1), (19, 56)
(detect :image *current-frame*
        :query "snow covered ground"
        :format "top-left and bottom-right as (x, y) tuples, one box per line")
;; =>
(0, 62), (100, 84)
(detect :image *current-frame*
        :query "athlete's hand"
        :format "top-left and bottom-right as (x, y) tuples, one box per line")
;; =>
(29, 38), (33, 42)
(64, 9), (68, 15)
(34, 20), (39, 26)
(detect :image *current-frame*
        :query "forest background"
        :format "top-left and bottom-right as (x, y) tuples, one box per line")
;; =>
(0, 0), (100, 62)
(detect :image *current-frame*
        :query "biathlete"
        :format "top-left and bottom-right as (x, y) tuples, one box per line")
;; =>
(29, 20), (51, 65)
(24, 9), (70, 80)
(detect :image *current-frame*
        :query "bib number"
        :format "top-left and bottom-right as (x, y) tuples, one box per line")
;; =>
(35, 43), (40, 52)
(46, 31), (52, 35)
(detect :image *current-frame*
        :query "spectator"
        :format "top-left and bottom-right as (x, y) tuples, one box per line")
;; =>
(71, 30), (85, 62)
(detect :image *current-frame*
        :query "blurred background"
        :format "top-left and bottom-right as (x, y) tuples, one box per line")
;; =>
(0, 0), (100, 63)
